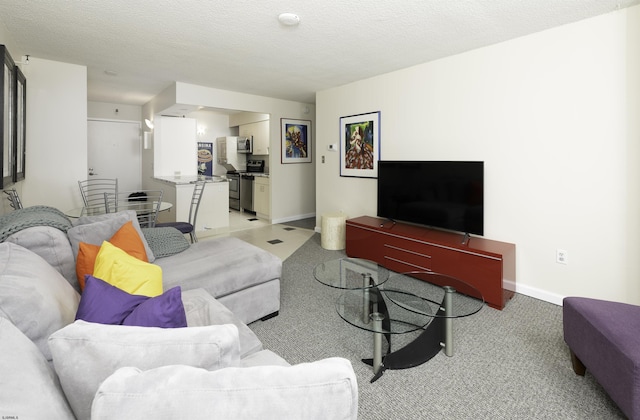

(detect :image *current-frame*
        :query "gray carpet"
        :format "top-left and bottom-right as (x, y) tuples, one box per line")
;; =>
(249, 234), (625, 419)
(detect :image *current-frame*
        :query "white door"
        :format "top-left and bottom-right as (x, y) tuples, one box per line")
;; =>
(87, 120), (142, 193)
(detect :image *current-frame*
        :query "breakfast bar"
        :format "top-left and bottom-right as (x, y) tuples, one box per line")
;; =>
(151, 175), (230, 238)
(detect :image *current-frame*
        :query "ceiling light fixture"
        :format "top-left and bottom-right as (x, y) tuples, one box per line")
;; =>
(278, 13), (300, 26)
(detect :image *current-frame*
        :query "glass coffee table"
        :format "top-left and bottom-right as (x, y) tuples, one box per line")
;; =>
(315, 259), (485, 382)
(313, 257), (390, 290)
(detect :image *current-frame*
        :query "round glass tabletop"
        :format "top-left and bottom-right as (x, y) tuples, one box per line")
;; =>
(313, 258), (390, 290)
(335, 271), (485, 335)
(382, 271), (485, 319)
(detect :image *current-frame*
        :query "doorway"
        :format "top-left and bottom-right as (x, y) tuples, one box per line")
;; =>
(87, 120), (142, 193)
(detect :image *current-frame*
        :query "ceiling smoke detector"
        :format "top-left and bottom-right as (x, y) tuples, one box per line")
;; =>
(278, 13), (300, 26)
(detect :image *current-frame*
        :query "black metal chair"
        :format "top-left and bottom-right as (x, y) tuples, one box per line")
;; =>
(156, 181), (206, 243)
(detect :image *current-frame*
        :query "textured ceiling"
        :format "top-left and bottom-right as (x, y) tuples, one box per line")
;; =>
(0, 0), (637, 105)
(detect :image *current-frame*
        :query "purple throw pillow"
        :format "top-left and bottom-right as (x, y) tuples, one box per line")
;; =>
(76, 275), (147, 324)
(76, 275), (187, 328)
(123, 286), (187, 328)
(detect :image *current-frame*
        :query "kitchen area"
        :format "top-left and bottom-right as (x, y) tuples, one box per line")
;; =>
(146, 112), (271, 239)
(217, 135), (269, 218)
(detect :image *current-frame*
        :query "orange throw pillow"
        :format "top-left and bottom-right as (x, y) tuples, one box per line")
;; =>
(76, 242), (101, 290)
(75, 221), (149, 290)
(109, 221), (149, 263)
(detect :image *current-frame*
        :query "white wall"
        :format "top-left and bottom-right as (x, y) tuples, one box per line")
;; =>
(316, 6), (640, 305)
(20, 58), (87, 211)
(144, 82), (316, 223)
(88, 101), (141, 121)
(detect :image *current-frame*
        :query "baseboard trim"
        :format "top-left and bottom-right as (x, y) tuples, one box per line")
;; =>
(272, 212), (316, 225)
(508, 280), (565, 306)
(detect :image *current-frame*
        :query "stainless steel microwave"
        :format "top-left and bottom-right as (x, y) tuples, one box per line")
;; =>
(237, 137), (252, 153)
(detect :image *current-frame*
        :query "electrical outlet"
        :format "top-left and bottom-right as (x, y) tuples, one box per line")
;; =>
(556, 249), (568, 264)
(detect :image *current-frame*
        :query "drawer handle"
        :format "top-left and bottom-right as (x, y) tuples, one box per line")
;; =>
(383, 256), (430, 271)
(384, 244), (431, 259)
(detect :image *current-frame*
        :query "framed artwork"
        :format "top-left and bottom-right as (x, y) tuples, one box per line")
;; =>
(281, 118), (312, 164)
(340, 111), (380, 178)
(13, 65), (26, 182)
(0, 45), (15, 188)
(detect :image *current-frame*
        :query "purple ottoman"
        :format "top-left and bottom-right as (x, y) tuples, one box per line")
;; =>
(563, 297), (640, 419)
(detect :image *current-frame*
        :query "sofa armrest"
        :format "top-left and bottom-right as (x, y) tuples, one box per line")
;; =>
(91, 358), (358, 420)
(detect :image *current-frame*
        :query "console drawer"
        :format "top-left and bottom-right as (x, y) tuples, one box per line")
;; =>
(382, 242), (432, 272)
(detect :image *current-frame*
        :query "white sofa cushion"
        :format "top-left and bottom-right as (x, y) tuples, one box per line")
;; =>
(0, 318), (75, 419)
(91, 358), (359, 420)
(239, 349), (291, 368)
(0, 242), (80, 361)
(49, 320), (241, 420)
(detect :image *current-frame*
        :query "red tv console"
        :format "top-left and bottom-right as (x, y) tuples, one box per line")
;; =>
(345, 216), (516, 310)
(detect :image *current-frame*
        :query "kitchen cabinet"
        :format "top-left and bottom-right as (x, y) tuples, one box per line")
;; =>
(154, 117), (197, 177)
(254, 176), (270, 219)
(239, 120), (270, 155)
(216, 137), (227, 164)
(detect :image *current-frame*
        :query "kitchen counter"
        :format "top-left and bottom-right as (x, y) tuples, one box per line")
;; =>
(148, 175), (230, 237)
(153, 175), (229, 185)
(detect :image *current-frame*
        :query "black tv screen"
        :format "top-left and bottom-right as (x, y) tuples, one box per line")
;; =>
(377, 161), (484, 235)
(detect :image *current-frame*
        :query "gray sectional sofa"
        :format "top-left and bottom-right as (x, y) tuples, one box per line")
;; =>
(0, 207), (358, 419)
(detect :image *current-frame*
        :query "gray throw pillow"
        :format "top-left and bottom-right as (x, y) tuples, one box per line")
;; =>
(91, 358), (359, 420)
(5, 225), (79, 291)
(68, 210), (155, 262)
(0, 242), (80, 361)
(141, 226), (190, 258)
(0, 317), (75, 419)
(49, 320), (241, 420)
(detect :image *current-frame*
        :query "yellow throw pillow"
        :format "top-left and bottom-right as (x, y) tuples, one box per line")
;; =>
(93, 241), (162, 297)
(75, 220), (149, 290)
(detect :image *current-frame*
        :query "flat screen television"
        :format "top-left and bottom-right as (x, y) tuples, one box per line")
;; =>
(377, 161), (484, 236)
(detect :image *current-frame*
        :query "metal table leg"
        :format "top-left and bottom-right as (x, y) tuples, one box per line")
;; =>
(362, 273), (371, 323)
(370, 312), (385, 374)
(442, 286), (455, 357)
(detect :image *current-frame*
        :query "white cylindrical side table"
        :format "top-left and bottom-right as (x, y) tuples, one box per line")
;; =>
(321, 212), (347, 250)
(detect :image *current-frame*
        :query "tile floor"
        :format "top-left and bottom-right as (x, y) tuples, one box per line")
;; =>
(201, 210), (316, 261)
